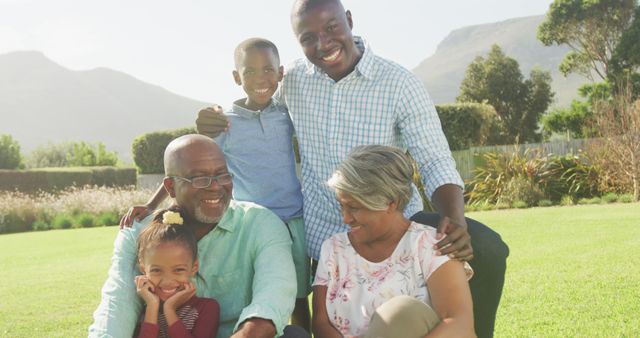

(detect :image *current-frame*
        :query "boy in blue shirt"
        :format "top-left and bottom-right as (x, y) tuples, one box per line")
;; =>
(122, 38), (311, 331)
(215, 37), (310, 329)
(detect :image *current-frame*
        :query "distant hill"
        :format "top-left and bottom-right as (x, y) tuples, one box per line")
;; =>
(413, 15), (591, 107)
(0, 51), (209, 162)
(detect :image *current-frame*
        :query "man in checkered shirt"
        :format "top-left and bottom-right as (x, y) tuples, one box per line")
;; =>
(196, 1), (509, 337)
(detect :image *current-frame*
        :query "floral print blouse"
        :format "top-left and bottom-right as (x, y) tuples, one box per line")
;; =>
(313, 222), (472, 337)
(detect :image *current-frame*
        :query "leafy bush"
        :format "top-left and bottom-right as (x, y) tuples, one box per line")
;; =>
(0, 134), (22, 170)
(67, 142), (119, 167)
(466, 148), (546, 205)
(467, 149), (601, 207)
(538, 199), (554, 207)
(512, 200), (528, 209)
(538, 152), (600, 202)
(618, 194), (634, 203)
(0, 167), (136, 193)
(498, 176), (545, 207)
(96, 212), (120, 227)
(74, 213), (96, 228)
(436, 103), (502, 151)
(578, 197), (602, 205)
(0, 187), (157, 234)
(560, 195), (575, 206)
(24, 142), (73, 168)
(52, 214), (73, 229)
(602, 193), (619, 203)
(132, 127), (196, 174)
(24, 141), (119, 168)
(32, 220), (51, 231)
(496, 201), (511, 209)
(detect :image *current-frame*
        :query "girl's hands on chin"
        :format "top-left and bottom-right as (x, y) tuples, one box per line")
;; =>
(163, 281), (196, 312)
(135, 275), (160, 306)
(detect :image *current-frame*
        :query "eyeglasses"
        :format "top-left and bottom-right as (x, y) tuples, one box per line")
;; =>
(171, 173), (233, 189)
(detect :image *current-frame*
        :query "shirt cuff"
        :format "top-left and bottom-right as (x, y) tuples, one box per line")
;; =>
(235, 303), (286, 337)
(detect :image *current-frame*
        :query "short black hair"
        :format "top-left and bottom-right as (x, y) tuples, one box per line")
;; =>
(234, 37), (280, 69)
(291, 0), (343, 18)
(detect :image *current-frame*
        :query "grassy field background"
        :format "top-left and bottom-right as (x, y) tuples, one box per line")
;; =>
(1, 203), (638, 337)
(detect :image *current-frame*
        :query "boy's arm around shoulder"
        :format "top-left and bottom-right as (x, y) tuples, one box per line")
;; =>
(88, 222), (146, 337)
(196, 105), (229, 139)
(234, 207), (296, 337)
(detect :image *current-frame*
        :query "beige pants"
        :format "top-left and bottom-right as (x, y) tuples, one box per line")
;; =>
(364, 295), (440, 338)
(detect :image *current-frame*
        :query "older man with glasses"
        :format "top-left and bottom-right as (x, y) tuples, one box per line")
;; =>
(89, 135), (308, 338)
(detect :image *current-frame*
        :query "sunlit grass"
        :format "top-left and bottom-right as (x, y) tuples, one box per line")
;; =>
(468, 203), (640, 337)
(0, 203), (638, 337)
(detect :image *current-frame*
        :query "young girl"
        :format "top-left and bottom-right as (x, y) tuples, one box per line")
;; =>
(134, 208), (219, 338)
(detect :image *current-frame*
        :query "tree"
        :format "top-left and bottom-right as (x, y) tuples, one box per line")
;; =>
(538, 0), (638, 81)
(66, 141), (119, 167)
(541, 82), (611, 138)
(0, 134), (22, 169)
(25, 142), (74, 168)
(457, 45), (554, 144)
(589, 80), (640, 200)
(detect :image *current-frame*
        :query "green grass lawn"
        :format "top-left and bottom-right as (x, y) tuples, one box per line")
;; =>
(1, 203), (638, 337)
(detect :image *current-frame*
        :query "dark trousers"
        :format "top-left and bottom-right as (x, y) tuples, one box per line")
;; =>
(410, 212), (509, 338)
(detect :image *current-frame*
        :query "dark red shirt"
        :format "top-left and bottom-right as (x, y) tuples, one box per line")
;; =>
(136, 296), (219, 338)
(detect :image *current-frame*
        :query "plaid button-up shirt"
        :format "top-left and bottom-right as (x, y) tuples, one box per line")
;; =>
(279, 37), (463, 260)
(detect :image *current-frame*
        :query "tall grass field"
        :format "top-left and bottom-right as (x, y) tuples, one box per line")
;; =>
(1, 203), (638, 337)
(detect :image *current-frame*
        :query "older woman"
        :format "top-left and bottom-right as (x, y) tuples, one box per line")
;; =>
(312, 145), (475, 338)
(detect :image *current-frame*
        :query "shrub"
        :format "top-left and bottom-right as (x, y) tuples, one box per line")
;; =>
(512, 200), (528, 209)
(538, 199), (554, 207)
(498, 176), (545, 207)
(96, 212), (120, 227)
(74, 213), (96, 228)
(560, 195), (575, 206)
(601, 192), (619, 203)
(52, 214), (73, 229)
(496, 201), (511, 209)
(0, 167), (136, 193)
(0, 134), (22, 169)
(32, 220), (51, 231)
(132, 127), (196, 174)
(436, 103), (502, 151)
(0, 186), (159, 234)
(467, 148), (545, 205)
(24, 142), (73, 168)
(67, 142), (119, 167)
(579, 197), (602, 205)
(618, 194), (634, 203)
(538, 152), (600, 202)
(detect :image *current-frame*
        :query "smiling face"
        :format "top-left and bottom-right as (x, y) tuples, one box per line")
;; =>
(336, 189), (396, 245)
(139, 242), (198, 301)
(291, 0), (362, 81)
(233, 47), (283, 111)
(164, 138), (232, 225)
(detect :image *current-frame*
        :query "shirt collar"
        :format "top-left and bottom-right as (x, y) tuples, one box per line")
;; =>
(231, 98), (280, 118)
(210, 200), (239, 233)
(304, 36), (375, 81)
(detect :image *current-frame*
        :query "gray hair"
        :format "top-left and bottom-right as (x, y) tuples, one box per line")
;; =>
(327, 145), (414, 211)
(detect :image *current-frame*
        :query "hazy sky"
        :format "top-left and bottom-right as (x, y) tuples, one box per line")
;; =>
(1, 0), (554, 105)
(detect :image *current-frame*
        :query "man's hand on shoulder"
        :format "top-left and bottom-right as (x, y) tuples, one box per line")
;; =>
(119, 205), (153, 229)
(435, 216), (473, 261)
(196, 105), (229, 138)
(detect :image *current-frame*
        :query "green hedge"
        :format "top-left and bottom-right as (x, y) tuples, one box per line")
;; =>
(436, 103), (502, 151)
(132, 127), (197, 174)
(0, 167), (136, 192)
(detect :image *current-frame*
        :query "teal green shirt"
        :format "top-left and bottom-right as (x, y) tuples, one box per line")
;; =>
(89, 200), (296, 338)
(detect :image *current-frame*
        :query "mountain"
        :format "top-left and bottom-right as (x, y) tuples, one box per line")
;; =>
(413, 15), (590, 107)
(0, 51), (209, 162)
